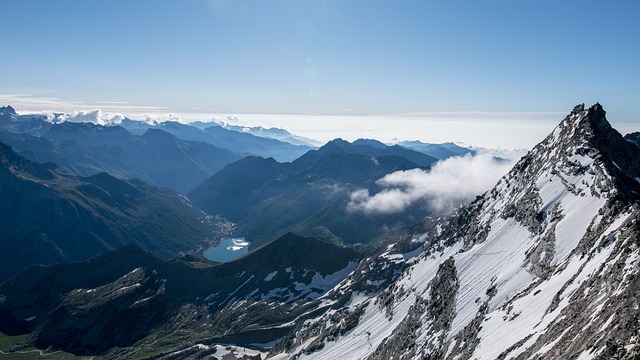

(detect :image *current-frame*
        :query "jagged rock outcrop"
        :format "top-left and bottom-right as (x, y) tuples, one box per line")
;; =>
(367, 257), (458, 360)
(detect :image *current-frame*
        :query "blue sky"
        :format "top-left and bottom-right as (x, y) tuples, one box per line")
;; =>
(1, 0), (639, 148)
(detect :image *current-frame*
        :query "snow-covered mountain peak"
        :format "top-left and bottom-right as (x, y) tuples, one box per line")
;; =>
(0, 105), (17, 118)
(455, 102), (640, 246)
(277, 104), (640, 359)
(536, 103), (612, 159)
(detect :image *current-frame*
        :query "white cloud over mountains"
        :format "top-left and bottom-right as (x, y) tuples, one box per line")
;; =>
(62, 109), (125, 126)
(347, 154), (515, 215)
(40, 110), (188, 127)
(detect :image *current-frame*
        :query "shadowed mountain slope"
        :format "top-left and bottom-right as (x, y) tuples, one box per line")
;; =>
(0, 233), (359, 356)
(0, 141), (225, 282)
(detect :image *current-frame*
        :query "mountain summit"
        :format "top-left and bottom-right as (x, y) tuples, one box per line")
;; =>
(0, 105), (17, 119)
(275, 103), (640, 359)
(534, 103), (640, 199)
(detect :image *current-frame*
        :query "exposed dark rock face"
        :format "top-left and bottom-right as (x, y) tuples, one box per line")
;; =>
(368, 257), (458, 359)
(625, 132), (640, 149)
(0, 245), (162, 336)
(512, 207), (640, 360)
(32, 266), (169, 354)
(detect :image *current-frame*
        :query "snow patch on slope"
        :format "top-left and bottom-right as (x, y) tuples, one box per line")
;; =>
(450, 217), (535, 336)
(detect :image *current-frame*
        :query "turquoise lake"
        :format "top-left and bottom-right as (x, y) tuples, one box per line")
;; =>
(203, 238), (250, 263)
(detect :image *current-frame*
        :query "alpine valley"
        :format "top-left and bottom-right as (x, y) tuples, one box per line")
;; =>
(1, 103), (640, 360)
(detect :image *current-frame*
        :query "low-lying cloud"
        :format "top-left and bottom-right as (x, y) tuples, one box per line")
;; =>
(347, 154), (515, 215)
(63, 109), (125, 126)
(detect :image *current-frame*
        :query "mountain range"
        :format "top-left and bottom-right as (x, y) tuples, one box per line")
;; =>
(0, 106), (314, 193)
(189, 138), (438, 248)
(0, 123), (243, 193)
(119, 118), (314, 162)
(398, 140), (475, 160)
(0, 104), (480, 278)
(0, 141), (229, 282)
(219, 123), (322, 147)
(0, 106), (478, 197)
(3, 103), (639, 359)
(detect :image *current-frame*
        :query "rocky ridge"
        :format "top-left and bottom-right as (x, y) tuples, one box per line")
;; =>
(272, 103), (640, 359)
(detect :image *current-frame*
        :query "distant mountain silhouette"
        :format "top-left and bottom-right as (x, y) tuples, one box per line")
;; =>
(624, 131), (640, 149)
(0, 105), (52, 135)
(120, 119), (313, 162)
(0, 121), (242, 193)
(398, 140), (475, 159)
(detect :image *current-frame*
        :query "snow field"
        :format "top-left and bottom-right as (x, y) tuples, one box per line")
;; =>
(449, 218), (535, 337)
(299, 244), (461, 360)
(472, 211), (632, 359)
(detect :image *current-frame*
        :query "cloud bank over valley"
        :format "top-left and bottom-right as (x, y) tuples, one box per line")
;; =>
(347, 154), (515, 215)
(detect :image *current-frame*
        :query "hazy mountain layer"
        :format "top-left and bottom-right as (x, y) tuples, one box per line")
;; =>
(0, 106), (52, 136)
(120, 119), (313, 162)
(398, 140), (475, 160)
(221, 123), (321, 147)
(0, 121), (242, 193)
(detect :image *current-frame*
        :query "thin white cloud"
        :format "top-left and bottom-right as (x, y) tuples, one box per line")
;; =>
(396, 110), (567, 119)
(95, 101), (129, 105)
(347, 154), (515, 215)
(0, 93), (167, 114)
